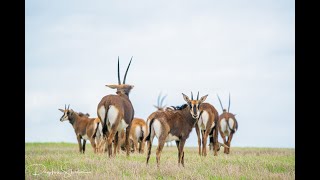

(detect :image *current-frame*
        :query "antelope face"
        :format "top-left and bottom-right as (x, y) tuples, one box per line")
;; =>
(58, 104), (73, 122)
(182, 92), (208, 119)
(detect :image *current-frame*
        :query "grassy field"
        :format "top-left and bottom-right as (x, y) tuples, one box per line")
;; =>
(25, 143), (294, 179)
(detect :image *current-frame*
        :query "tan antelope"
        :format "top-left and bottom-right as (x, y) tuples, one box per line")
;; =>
(59, 104), (102, 154)
(129, 118), (147, 153)
(97, 57), (134, 157)
(183, 92), (227, 156)
(217, 94), (238, 154)
(119, 118), (147, 153)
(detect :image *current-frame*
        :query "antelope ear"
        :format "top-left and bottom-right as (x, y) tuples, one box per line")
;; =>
(58, 109), (64, 112)
(199, 94), (208, 103)
(182, 93), (190, 103)
(106, 84), (119, 89)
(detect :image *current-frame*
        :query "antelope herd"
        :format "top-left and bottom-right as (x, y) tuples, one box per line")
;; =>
(58, 57), (238, 167)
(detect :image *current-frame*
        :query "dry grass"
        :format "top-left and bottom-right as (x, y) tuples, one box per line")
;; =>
(25, 143), (294, 179)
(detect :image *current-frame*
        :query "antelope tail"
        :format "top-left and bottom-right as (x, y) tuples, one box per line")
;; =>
(145, 119), (155, 141)
(226, 118), (236, 133)
(92, 122), (100, 139)
(102, 105), (111, 135)
(140, 125), (144, 141)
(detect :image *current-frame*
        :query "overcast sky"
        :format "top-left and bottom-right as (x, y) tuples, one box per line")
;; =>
(26, 0), (294, 148)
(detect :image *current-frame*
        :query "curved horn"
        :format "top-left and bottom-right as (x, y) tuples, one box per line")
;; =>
(67, 104), (70, 110)
(217, 94), (224, 111)
(191, 92), (193, 100)
(118, 56), (121, 85)
(65, 104), (66, 110)
(157, 92), (162, 108)
(160, 94), (167, 108)
(123, 56), (133, 84)
(197, 91), (199, 100)
(228, 93), (231, 113)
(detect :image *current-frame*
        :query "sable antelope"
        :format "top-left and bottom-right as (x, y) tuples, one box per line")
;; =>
(129, 118), (147, 153)
(97, 57), (134, 157)
(59, 104), (102, 153)
(145, 103), (191, 167)
(145, 93), (224, 167)
(98, 129), (126, 154)
(217, 94), (238, 154)
(182, 92), (227, 156)
(119, 118), (147, 153)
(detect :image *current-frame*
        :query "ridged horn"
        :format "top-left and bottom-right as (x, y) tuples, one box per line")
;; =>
(123, 56), (133, 84)
(118, 56), (121, 85)
(217, 94), (224, 112)
(160, 94), (167, 108)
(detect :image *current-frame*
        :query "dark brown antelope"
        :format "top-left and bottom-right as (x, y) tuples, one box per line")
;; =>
(145, 103), (191, 167)
(145, 92), (224, 167)
(59, 104), (102, 154)
(217, 94), (238, 154)
(183, 92), (228, 156)
(97, 57), (134, 157)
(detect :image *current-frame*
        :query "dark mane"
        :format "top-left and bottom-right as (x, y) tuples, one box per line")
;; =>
(170, 104), (188, 110)
(78, 112), (90, 117)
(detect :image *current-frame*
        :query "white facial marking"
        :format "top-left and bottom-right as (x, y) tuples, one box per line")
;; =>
(60, 111), (69, 121)
(61, 116), (69, 121)
(190, 104), (200, 118)
(98, 106), (106, 124)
